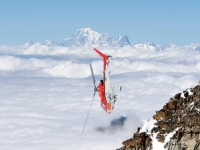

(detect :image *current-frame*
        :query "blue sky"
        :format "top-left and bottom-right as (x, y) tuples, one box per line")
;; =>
(0, 0), (200, 46)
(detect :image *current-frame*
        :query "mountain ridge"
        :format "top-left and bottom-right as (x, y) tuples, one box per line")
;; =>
(23, 28), (200, 51)
(118, 81), (200, 150)
(24, 28), (131, 47)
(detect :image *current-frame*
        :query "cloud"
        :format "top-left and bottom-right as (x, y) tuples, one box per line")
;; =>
(0, 45), (200, 149)
(175, 75), (198, 89)
(0, 55), (91, 78)
(1, 46), (200, 79)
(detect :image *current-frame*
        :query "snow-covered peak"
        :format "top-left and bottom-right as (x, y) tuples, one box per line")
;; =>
(133, 42), (165, 51)
(132, 42), (200, 51)
(23, 41), (37, 47)
(63, 28), (130, 47)
(134, 42), (155, 49)
(72, 28), (100, 38)
(183, 42), (200, 50)
(44, 39), (60, 46)
(23, 28), (131, 47)
(23, 28), (200, 49)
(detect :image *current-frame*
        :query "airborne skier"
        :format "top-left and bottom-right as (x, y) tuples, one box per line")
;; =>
(93, 48), (117, 114)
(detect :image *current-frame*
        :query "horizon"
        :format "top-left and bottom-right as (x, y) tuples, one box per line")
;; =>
(0, 27), (200, 47)
(0, 0), (200, 46)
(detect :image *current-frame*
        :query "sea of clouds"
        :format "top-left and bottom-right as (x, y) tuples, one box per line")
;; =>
(0, 45), (200, 149)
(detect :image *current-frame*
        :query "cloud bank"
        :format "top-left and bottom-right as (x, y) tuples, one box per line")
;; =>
(0, 45), (200, 149)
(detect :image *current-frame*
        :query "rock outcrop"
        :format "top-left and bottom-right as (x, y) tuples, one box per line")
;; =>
(118, 83), (200, 150)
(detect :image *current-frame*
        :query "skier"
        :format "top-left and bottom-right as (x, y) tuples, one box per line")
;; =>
(97, 79), (107, 108)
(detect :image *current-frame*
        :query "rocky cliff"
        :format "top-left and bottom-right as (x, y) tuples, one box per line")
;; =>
(118, 82), (200, 150)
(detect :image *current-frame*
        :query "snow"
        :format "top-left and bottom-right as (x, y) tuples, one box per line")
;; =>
(140, 118), (180, 150)
(187, 88), (194, 95)
(151, 133), (165, 150)
(139, 119), (157, 134)
(150, 129), (179, 150)
(21, 28), (200, 50)
(24, 28), (131, 47)
(0, 45), (200, 149)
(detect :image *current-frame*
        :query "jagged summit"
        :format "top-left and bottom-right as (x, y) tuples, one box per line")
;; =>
(24, 28), (131, 47)
(118, 82), (200, 150)
(71, 28), (99, 38)
(62, 28), (131, 47)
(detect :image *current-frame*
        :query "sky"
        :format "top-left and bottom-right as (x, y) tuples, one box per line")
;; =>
(0, 45), (200, 149)
(0, 1), (200, 149)
(0, 0), (200, 46)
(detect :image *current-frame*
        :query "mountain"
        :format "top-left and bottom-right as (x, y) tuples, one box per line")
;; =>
(182, 43), (200, 51)
(133, 43), (166, 51)
(133, 42), (200, 51)
(117, 82), (200, 150)
(24, 28), (200, 50)
(24, 28), (131, 47)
